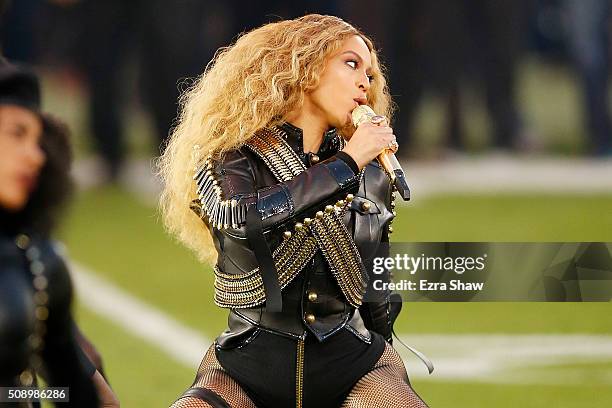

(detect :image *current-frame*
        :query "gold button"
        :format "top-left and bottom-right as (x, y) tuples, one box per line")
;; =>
(311, 154), (320, 164)
(33, 276), (48, 291)
(15, 234), (30, 249)
(30, 260), (45, 275)
(303, 217), (312, 226)
(284, 231), (292, 238)
(19, 370), (34, 386)
(295, 222), (303, 231)
(29, 335), (43, 349)
(305, 313), (316, 323)
(35, 306), (49, 321)
(361, 201), (371, 211)
(307, 292), (318, 302)
(346, 194), (354, 203)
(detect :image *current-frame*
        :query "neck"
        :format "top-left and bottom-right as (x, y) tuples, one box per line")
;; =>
(0, 208), (24, 237)
(284, 102), (329, 154)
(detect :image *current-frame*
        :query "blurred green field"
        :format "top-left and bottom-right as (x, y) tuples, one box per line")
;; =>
(57, 188), (612, 407)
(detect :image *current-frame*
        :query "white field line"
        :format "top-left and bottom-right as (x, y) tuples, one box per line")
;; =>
(70, 262), (612, 385)
(402, 156), (612, 200)
(400, 334), (612, 385)
(70, 261), (212, 369)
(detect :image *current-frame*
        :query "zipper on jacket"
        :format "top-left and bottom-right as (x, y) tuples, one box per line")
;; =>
(296, 338), (305, 408)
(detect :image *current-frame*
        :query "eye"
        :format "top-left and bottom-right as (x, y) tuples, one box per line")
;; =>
(8, 126), (25, 140)
(346, 59), (374, 82)
(346, 60), (358, 69)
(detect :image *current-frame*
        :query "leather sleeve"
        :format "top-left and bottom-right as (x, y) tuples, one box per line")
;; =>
(0, 263), (31, 386)
(360, 255), (394, 343)
(195, 148), (361, 238)
(40, 241), (100, 406)
(358, 186), (399, 344)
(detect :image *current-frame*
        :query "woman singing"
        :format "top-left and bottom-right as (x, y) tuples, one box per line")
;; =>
(160, 14), (428, 408)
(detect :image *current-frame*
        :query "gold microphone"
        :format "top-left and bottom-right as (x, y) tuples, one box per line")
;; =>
(351, 105), (411, 200)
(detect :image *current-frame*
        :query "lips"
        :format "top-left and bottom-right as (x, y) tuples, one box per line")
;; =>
(16, 173), (38, 193)
(353, 96), (368, 106)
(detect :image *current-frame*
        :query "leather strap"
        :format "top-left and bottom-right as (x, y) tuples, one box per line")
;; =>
(392, 329), (435, 375)
(246, 205), (282, 312)
(246, 127), (368, 307)
(180, 387), (231, 408)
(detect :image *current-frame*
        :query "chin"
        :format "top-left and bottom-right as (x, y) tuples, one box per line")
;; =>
(339, 112), (352, 128)
(0, 190), (28, 212)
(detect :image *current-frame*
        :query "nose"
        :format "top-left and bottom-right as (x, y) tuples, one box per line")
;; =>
(357, 72), (371, 92)
(25, 141), (46, 170)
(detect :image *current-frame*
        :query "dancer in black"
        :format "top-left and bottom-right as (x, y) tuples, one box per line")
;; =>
(0, 61), (118, 407)
(160, 14), (428, 408)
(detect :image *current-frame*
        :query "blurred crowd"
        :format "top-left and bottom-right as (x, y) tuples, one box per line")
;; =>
(1, 0), (611, 183)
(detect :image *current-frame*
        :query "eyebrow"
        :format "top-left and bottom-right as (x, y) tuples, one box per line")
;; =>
(340, 50), (373, 73)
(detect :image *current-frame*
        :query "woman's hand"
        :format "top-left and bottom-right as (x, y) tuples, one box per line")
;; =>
(341, 117), (398, 170)
(92, 370), (120, 408)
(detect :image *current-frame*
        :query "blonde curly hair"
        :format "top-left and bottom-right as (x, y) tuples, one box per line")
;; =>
(158, 14), (393, 264)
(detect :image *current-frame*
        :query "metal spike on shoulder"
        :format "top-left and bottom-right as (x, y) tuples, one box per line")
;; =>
(192, 156), (248, 230)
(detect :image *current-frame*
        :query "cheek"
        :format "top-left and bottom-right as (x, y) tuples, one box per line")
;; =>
(313, 74), (350, 113)
(0, 158), (28, 211)
(0, 136), (34, 210)
(323, 69), (351, 97)
(307, 64), (358, 127)
(309, 85), (334, 116)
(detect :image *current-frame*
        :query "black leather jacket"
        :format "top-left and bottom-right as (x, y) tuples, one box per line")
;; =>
(0, 232), (98, 406)
(206, 123), (396, 348)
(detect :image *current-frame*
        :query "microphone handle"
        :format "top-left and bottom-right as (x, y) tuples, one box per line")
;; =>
(378, 151), (411, 201)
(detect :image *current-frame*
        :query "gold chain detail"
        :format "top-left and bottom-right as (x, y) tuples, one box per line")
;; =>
(296, 338), (305, 408)
(204, 126), (368, 308)
(246, 127), (306, 181)
(213, 228), (318, 308)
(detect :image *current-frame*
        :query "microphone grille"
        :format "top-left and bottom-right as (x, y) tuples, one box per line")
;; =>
(351, 105), (376, 127)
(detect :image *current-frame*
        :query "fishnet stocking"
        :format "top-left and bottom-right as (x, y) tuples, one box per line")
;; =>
(169, 345), (256, 408)
(341, 342), (429, 408)
(171, 342), (428, 407)
(170, 397), (214, 408)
